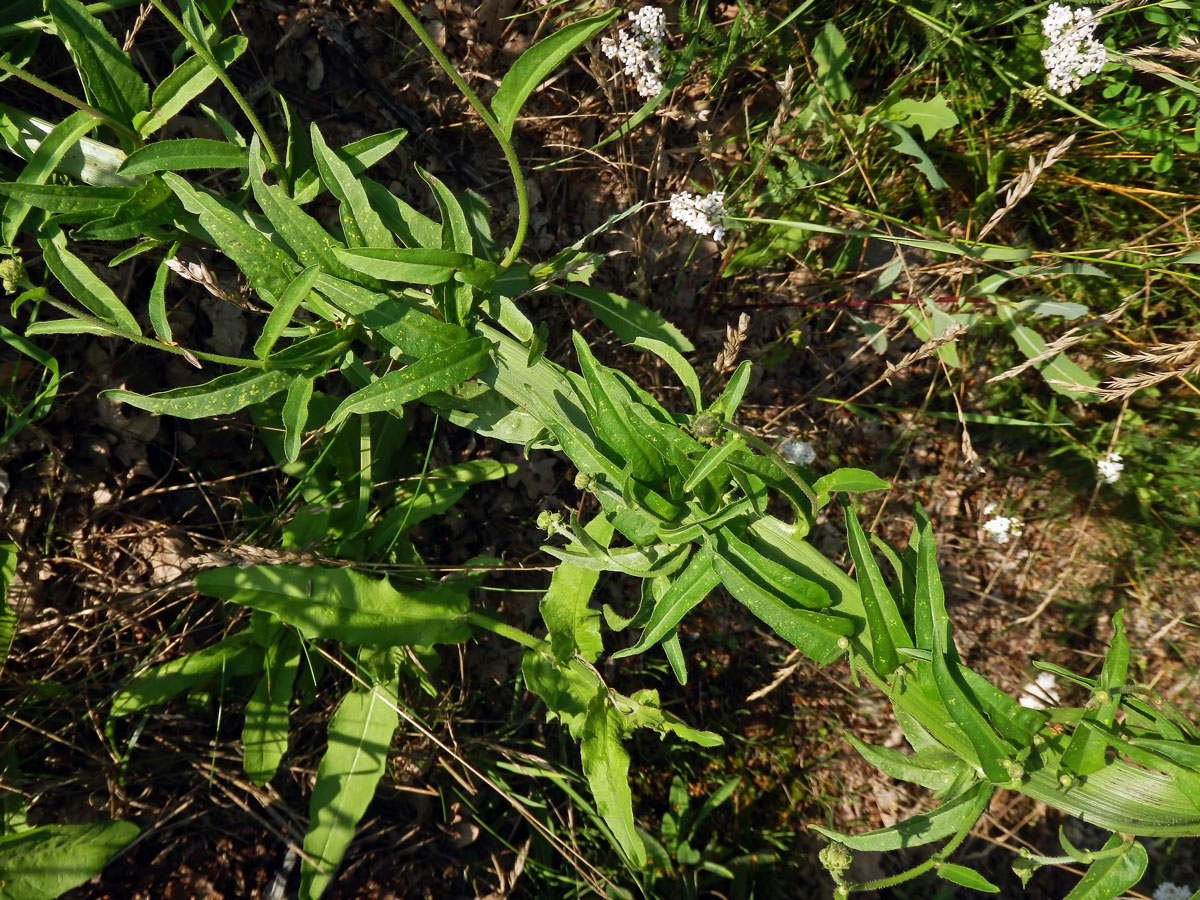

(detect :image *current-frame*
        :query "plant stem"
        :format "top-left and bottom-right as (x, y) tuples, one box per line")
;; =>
(0, 0), (144, 41)
(383, 0), (529, 269)
(466, 609), (545, 652)
(0, 59), (141, 146)
(145, 0), (283, 178)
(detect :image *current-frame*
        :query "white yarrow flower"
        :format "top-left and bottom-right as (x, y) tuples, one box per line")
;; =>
(1018, 671), (1061, 710)
(1097, 451), (1123, 484)
(1153, 884), (1194, 900)
(983, 513), (1024, 544)
(601, 6), (667, 98)
(779, 438), (816, 466)
(668, 190), (728, 241)
(1040, 3), (1107, 95)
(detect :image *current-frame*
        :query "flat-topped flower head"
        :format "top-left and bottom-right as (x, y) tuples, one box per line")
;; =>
(1097, 451), (1123, 484)
(982, 503), (1024, 545)
(601, 6), (667, 98)
(1040, 2), (1106, 94)
(1153, 884), (1194, 900)
(668, 190), (728, 241)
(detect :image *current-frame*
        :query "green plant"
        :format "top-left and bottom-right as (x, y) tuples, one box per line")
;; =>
(3, 2), (1200, 899)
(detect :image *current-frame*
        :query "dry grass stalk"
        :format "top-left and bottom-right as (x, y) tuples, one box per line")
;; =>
(988, 295), (1134, 384)
(977, 132), (1077, 241)
(1059, 338), (1200, 401)
(714, 312), (750, 373)
(882, 322), (966, 382)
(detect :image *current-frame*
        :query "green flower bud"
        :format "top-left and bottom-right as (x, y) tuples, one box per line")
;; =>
(0, 256), (26, 294)
(692, 413), (721, 439)
(819, 841), (853, 878)
(573, 470), (593, 491)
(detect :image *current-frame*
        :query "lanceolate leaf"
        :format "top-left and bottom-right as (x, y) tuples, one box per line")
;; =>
(1, 109), (97, 244)
(254, 266), (322, 359)
(810, 781), (992, 851)
(39, 234), (139, 333)
(300, 682), (400, 900)
(333, 247), (492, 286)
(613, 546), (719, 659)
(562, 284), (693, 352)
(327, 337), (491, 428)
(842, 497), (909, 676)
(195, 563), (474, 646)
(0, 820), (140, 900)
(310, 124), (394, 249)
(541, 515), (612, 664)
(102, 368), (295, 419)
(1061, 836), (1147, 900)
(490, 11), (619, 139)
(242, 628), (302, 786)
(46, 0), (149, 131)
(110, 629), (265, 718)
(937, 862), (999, 894)
(580, 688), (646, 866)
(136, 35), (248, 136)
(119, 139), (249, 176)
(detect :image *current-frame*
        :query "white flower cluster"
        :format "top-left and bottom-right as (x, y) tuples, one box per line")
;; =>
(668, 190), (728, 241)
(1018, 671), (1061, 710)
(779, 438), (816, 466)
(1041, 3), (1107, 95)
(1153, 883), (1194, 900)
(601, 6), (667, 98)
(982, 503), (1024, 545)
(1097, 451), (1123, 484)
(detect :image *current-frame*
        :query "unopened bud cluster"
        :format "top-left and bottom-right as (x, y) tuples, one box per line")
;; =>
(1041, 3), (1106, 95)
(668, 190), (728, 241)
(601, 6), (666, 99)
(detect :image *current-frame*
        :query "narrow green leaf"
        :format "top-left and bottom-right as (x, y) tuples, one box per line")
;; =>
(613, 545), (719, 659)
(2, 110), (96, 245)
(571, 331), (663, 483)
(562, 284), (694, 352)
(300, 683), (400, 900)
(110, 630), (265, 718)
(1061, 610), (1130, 777)
(254, 266), (321, 359)
(137, 35), (248, 136)
(0, 542), (17, 675)
(683, 436), (743, 493)
(0, 820), (140, 900)
(580, 689), (646, 866)
(147, 243), (176, 343)
(714, 359), (751, 420)
(196, 563), (473, 646)
(715, 529), (831, 610)
(1061, 837), (1147, 900)
(313, 273), (468, 357)
(632, 336), (702, 411)
(937, 862), (1000, 893)
(359, 177), (440, 248)
(541, 515), (612, 664)
(102, 368), (294, 419)
(46, 0), (149, 129)
(327, 337), (491, 429)
(662, 629), (687, 684)
(931, 650), (1015, 783)
(333, 247), (490, 285)
(710, 533), (850, 667)
(281, 375), (314, 464)
(310, 124), (394, 248)
(490, 11), (620, 139)
(163, 173), (298, 299)
(242, 628), (301, 786)
(842, 497), (908, 675)
(809, 782), (992, 851)
(119, 138), (248, 176)
(814, 468), (889, 505)
(846, 734), (970, 794)
(997, 303), (1098, 401)
(912, 503), (950, 654)
(39, 234), (139, 333)
(0, 182), (134, 214)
